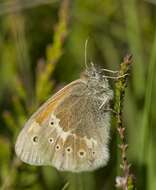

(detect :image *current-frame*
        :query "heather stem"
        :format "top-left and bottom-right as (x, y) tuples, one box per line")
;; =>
(114, 55), (135, 190)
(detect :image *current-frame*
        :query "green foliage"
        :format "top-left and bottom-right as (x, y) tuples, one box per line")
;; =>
(0, 0), (156, 189)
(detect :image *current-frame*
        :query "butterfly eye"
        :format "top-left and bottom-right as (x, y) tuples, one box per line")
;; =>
(32, 136), (38, 143)
(55, 144), (61, 151)
(48, 138), (54, 144)
(78, 149), (86, 158)
(66, 147), (72, 154)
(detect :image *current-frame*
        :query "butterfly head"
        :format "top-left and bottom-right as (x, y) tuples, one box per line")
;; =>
(84, 63), (111, 91)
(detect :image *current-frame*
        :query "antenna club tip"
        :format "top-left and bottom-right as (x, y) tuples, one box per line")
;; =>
(123, 54), (133, 65)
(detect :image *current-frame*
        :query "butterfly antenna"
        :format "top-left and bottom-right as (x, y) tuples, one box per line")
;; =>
(85, 38), (89, 70)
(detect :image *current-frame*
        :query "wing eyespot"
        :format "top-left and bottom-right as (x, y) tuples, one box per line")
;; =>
(55, 144), (61, 151)
(92, 151), (95, 156)
(66, 147), (72, 154)
(32, 136), (38, 143)
(78, 149), (86, 158)
(51, 121), (54, 125)
(49, 115), (60, 127)
(50, 120), (54, 126)
(48, 138), (54, 144)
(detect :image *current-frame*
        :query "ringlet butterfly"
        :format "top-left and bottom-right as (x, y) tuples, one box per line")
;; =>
(15, 41), (115, 172)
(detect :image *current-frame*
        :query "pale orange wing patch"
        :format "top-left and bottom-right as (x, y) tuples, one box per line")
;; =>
(33, 79), (86, 125)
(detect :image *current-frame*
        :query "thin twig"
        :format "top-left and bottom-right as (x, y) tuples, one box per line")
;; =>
(114, 54), (135, 190)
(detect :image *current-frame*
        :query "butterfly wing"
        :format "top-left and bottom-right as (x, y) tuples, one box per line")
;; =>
(15, 79), (85, 166)
(15, 79), (113, 172)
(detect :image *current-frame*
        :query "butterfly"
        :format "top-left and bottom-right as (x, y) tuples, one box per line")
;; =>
(15, 65), (114, 172)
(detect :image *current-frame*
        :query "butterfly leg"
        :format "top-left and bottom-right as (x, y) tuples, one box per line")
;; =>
(102, 73), (129, 80)
(103, 108), (117, 115)
(98, 95), (110, 110)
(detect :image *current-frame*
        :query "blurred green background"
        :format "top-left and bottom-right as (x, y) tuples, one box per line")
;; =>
(0, 0), (156, 189)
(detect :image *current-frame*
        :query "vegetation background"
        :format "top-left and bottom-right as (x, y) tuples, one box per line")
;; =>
(0, 0), (155, 189)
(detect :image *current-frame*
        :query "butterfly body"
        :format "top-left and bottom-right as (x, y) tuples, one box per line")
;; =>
(15, 66), (113, 172)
